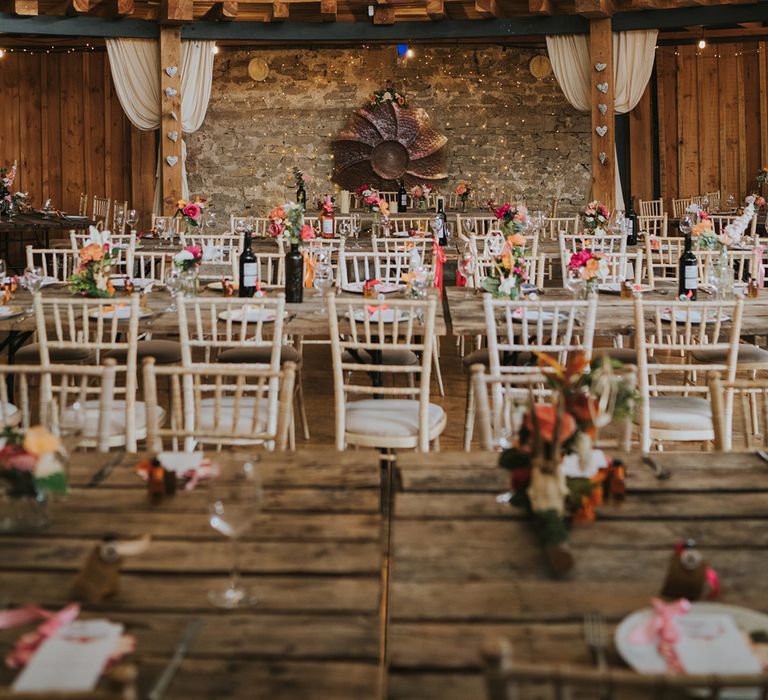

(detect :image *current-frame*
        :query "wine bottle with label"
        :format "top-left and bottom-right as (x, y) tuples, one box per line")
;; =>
(678, 234), (698, 300)
(398, 180), (408, 212)
(435, 197), (448, 246)
(320, 195), (335, 239)
(239, 228), (258, 298)
(626, 194), (638, 246)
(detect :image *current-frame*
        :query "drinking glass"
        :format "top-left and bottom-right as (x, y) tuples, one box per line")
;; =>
(154, 217), (167, 239)
(164, 271), (181, 312)
(313, 254), (334, 315)
(564, 269), (584, 299)
(208, 461), (262, 608)
(126, 209), (138, 231)
(459, 243), (476, 286)
(532, 210), (545, 233)
(462, 218), (474, 235)
(114, 209), (125, 234)
(351, 214), (362, 238)
(679, 216), (693, 237)
(23, 266), (43, 312)
(0, 259), (8, 286)
(338, 221), (350, 240)
(612, 210), (625, 235)
(233, 218), (248, 236)
(726, 194), (737, 211)
(203, 209), (216, 233)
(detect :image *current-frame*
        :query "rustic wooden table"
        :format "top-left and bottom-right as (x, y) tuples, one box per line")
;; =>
(386, 451), (768, 700)
(0, 450), (385, 699)
(446, 285), (768, 337)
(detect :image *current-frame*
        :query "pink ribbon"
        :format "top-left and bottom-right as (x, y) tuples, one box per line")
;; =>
(433, 238), (447, 294)
(753, 245), (765, 287)
(0, 603), (81, 668)
(629, 597), (690, 645)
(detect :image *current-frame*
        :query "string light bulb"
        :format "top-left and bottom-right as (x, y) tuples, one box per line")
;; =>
(0, 49), (5, 58)
(212, 44), (220, 55)
(698, 38), (706, 50)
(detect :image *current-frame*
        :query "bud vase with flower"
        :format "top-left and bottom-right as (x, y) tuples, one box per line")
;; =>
(173, 245), (203, 297)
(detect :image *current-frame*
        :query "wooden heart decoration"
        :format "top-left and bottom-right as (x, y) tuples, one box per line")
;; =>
(165, 156), (178, 167)
(165, 66), (178, 78)
(599, 151), (607, 165)
(596, 126), (608, 137)
(598, 103), (608, 115)
(164, 87), (177, 98)
(170, 111), (178, 121)
(595, 62), (607, 72)
(597, 82), (609, 94)
(167, 131), (179, 142)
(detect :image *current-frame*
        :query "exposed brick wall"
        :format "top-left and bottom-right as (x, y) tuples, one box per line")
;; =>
(186, 45), (591, 218)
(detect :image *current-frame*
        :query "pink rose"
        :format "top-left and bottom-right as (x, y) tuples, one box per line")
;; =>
(183, 203), (202, 221)
(300, 224), (316, 241)
(187, 245), (202, 259)
(268, 222), (284, 238)
(494, 203), (512, 220)
(0, 444), (37, 471)
(568, 250), (593, 270)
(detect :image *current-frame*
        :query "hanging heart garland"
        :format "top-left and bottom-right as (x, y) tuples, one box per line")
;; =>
(167, 131), (179, 143)
(596, 126), (608, 137)
(170, 111), (178, 121)
(595, 63), (607, 72)
(598, 103), (608, 115)
(164, 87), (177, 98)
(599, 152), (607, 165)
(164, 66), (178, 78)
(166, 156), (178, 167)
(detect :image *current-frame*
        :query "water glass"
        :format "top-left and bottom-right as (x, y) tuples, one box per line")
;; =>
(164, 271), (181, 312)
(203, 209), (217, 232)
(462, 218), (474, 235)
(313, 256), (334, 315)
(126, 209), (138, 231)
(154, 217), (167, 239)
(564, 269), (585, 299)
(679, 216), (693, 237)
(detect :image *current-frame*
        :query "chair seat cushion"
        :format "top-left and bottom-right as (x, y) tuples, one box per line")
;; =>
(691, 343), (768, 365)
(342, 349), (418, 366)
(15, 344), (92, 364)
(642, 396), (713, 432)
(461, 348), (532, 369)
(106, 340), (182, 365)
(218, 345), (301, 365)
(0, 402), (21, 428)
(345, 399), (446, 438)
(62, 400), (159, 438)
(197, 396), (270, 437)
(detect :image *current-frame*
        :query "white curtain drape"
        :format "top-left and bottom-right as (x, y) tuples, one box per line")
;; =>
(106, 38), (215, 214)
(546, 30), (657, 209)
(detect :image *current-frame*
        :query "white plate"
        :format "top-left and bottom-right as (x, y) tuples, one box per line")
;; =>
(207, 281), (230, 291)
(110, 277), (158, 290)
(341, 282), (404, 295)
(615, 602), (768, 699)
(349, 309), (410, 323)
(597, 282), (652, 294)
(88, 306), (153, 320)
(217, 308), (278, 323)
(157, 451), (204, 475)
(511, 309), (560, 322)
(0, 305), (24, 320)
(661, 309), (730, 324)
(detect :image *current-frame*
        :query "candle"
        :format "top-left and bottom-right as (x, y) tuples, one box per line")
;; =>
(340, 190), (350, 214)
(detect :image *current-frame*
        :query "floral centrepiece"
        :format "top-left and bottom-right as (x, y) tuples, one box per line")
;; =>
(481, 233), (528, 298)
(568, 249), (609, 293)
(498, 354), (636, 575)
(69, 234), (116, 298)
(757, 166), (768, 188)
(368, 86), (407, 109)
(0, 426), (66, 498)
(494, 203), (528, 236)
(271, 201), (316, 246)
(581, 201), (610, 234)
(176, 198), (206, 228)
(173, 245), (203, 272)
(0, 161), (27, 217)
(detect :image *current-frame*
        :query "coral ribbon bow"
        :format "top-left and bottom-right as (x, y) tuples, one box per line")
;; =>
(628, 597), (690, 645)
(433, 237), (447, 294)
(302, 252), (317, 289)
(753, 245), (765, 287)
(0, 603), (81, 668)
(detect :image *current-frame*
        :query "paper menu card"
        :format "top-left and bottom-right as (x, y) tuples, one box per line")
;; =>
(13, 619), (123, 692)
(674, 613), (762, 675)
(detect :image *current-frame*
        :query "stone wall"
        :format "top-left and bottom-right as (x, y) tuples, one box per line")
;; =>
(186, 45), (591, 218)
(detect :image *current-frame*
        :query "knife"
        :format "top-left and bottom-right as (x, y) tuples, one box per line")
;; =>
(148, 618), (204, 700)
(86, 451), (125, 488)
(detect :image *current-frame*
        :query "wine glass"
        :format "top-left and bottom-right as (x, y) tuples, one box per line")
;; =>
(726, 194), (737, 211)
(459, 244), (477, 290)
(203, 209), (216, 233)
(564, 268), (584, 299)
(164, 270), (181, 312)
(313, 253), (334, 315)
(114, 209), (125, 234)
(0, 259), (8, 287)
(154, 217), (167, 239)
(208, 461), (262, 608)
(462, 218), (474, 236)
(612, 210), (625, 235)
(338, 220), (350, 240)
(126, 209), (138, 232)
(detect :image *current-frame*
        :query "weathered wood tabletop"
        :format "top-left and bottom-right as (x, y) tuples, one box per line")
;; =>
(386, 451), (768, 700)
(0, 450), (385, 699)
(446, 286), (768, 337)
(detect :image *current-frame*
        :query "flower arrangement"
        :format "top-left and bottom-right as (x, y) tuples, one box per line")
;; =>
(173, 245), (203, 271)
(69, 240), (116, 298)
(176, 198), (206, 228)
(498, 354), (635, 574)
(481, 233), (528, 298)
(757, 166), (768, 187)
(368, 87), (407, 109)
(568, 249), (609, 283)
(354, 186), (390, 216)
(0, 426), (67, 500)
(581, 201), (610, 233)
(0, 161), (27, 216)
(272, 201), (316, 245)
(409, 184), (432, 209)
(455, 181), (471, 203)
(494, 203), (528, 236)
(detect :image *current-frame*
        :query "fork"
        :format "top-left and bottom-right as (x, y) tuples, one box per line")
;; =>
(583, 610), (609, 672)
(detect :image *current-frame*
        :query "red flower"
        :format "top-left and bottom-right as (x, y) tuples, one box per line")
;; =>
(523, 404), (577, 444)
(182, 203), (202, 221)
(0, 444), (36, 471)
(494, 203), (512, 220)
(568, 250), (593, 270)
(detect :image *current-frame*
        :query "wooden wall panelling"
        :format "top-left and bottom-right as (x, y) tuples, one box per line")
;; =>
(628, 82), (653, 202)
(656, 46), (678, 213)
(696, 51), (719, 195)
(760, 41), (768, 197)
(676, 45), (699, 199)
(0, 55), (21, 188)
(19, 53), (43, 204)
(743, 43), (762, 196)
(59, 53), (86, 213)
(718, 50), (740, 202)
(44, 53), (63, 211)
(737, 50), (748, 199)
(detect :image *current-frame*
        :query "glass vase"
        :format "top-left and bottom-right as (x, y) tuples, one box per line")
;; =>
(285, 243), (304, 303)
(179, 267), (200, 298)
(0, 489), (49, 533)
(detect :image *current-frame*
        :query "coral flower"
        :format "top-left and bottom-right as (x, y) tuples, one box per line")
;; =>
(23, 426), (61, 457)
(524, 404), (577, 444)
(300, 224), (316, 241)
(80, 243), (104, 263)
(507, 233), (526, 247)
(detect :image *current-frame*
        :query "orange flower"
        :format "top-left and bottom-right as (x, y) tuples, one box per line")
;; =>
(23, 426), (61, 457)
(524, 404), (577, 444)
(80, 243), (104, 263)
(692, 220), (713, 236)
(583, 258), (600, 279)
(507, 233), (525, 248)
(269, 206), (286, 221)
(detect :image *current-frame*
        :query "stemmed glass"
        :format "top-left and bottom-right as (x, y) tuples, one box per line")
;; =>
(208, 461), (262, 608)
(565, 268), (584, 300)
(462, 218), (474, 236)
(22, 266), (43, 313)
(203, 209), (216, 234)
(459, 244), (477, 292)
(313, 253), (334, 315)
(351, 214), (362, 239)
(164, 270), (181, 312)
(126, 209), (138, 232)
(114, 209), (125, 234)
(679, 216), (693, 238)
(338, 220), (351, 240)
(154, 217), (167, 239)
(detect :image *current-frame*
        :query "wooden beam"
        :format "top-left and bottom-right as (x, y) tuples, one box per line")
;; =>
(589, 16), (615, 208)
(267, 1), (288, 20)
(575, 0), (614, 18)
(426, 0), (444, 19)
(373, 5), (394, 23)
(107, 0), (133, 16)
(528, 0), (553, 14)
(0, 0), (37, 15)
(160, 26), (182, 216)
(203, 0), (237, 19)
(160, 0), (192, 22)
(320, 0), (335, 21)
(475, 0), (498, 17)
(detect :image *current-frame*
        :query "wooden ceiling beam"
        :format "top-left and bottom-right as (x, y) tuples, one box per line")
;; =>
(320, 0), (336, 21)
(575, 0), (614, 17)
(203, 0), (237, 20)
(528, 0), (553, 14)
(475, 0), (498, 18)
(0, 0), (37, 15)
(160, 0), (192, 22)
(267, 1), (288, 20)
(426, 0), (445, 19)
(373, 4), (395, 23)
(108, 0), (133, 16)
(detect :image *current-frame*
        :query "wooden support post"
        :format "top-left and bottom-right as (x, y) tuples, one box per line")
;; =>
(160, 27), (182, 216)
(373, 5), (395, 23)
(475, 0), (498, 17)
(589, 17), (615, 208)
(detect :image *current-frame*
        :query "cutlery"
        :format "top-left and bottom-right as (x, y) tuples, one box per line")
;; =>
(757, 450), (768, 465)
(147, 618), (204, 700)
(642, 454), (671, 480)
(86, 451), (125, 488)
(583, 610), (609, 671)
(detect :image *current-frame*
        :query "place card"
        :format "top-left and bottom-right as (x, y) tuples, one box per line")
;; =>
(13, 619), (123, 692)
(674, 613), (761, 675)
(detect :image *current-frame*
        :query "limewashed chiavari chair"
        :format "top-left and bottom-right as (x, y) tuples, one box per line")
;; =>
(643, 235), (685, 287)
(710, 373), (768, 451)
(558, 233), (627, 281)
(78, 192), (89, 217)
(542, 214), (578, 241)
(180, 232), (242, 265)
(230, 251), (285, 288)
(386, 216), (435, 237)
(338, 250), (410, 289)
(328, 294), (445, 452)
(25, 246), (76, 284)
(91, 196), (111, 224)
(638, 198), (664, 217)
(709, 213), (758, 239)
(143, 358), (295, 452)
(634, 297), (743, 452)
(637, 213), (668, 239)
(671, 196), (694, 219)
(111, 200), (127, 234)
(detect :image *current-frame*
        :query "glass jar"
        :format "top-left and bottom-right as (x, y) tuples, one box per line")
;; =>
(179, 267), (200, 298)
(0, 489), (49, 533)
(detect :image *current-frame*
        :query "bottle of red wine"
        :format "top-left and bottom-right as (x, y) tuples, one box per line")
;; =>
(398, 179), (408, 212)
(296, 184), (307, 210)
(678, 234), (697, 300)
(626, 194), (638, 246)
(239, 228), (258, 298)
(436, 197), (448, 246)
